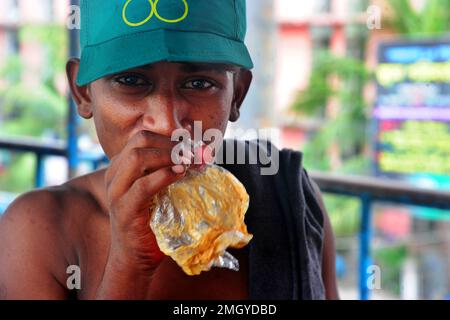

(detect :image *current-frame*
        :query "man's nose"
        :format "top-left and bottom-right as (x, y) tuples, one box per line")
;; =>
(140, 89), (190, 137)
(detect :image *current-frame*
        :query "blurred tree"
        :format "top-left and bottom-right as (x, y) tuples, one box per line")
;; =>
(325, 194), (361, 237)
(291, 0), (450, 237)
(292, 51), (372, 173)
(373, 244), (408, 296)
(0, 24), (67, 192)
(291, 51), (371, 237)
(386, 0), (450, 36)
(0, 25), (67, 138)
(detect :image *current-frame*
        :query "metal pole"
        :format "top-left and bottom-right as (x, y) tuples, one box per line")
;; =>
(359, 193), (372, 300)
(67, 0), (80, 179)
(35, 154), (45, 188)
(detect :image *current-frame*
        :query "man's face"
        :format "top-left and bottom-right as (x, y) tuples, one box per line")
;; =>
(74, 61), (249, 158)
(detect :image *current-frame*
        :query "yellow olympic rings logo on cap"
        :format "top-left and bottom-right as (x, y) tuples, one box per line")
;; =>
(122, 0), (189, 27)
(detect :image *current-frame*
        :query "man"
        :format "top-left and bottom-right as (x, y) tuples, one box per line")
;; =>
(0, 0), (338, 299)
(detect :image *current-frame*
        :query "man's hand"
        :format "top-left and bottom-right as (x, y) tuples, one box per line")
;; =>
(97, 130), (190, 299)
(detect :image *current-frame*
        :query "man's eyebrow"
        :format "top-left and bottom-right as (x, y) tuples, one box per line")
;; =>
(134, 62), (237, 73)
(178, 63), (235, 73)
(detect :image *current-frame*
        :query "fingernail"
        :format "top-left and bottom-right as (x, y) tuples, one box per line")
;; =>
(180, 156), (192, 166)
(193, 143), (205, 165)
(181, 149), (194, 162)
(203, 145), (215, 165)
(171, 165), (186, 175)
(172, 152), (181, 165)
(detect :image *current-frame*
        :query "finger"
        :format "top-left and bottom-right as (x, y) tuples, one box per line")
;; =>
(108, 148), (182, 200)
(128, 130), (180, 151)
(105, 131), (182, 185)
(118, 166), (187, 214)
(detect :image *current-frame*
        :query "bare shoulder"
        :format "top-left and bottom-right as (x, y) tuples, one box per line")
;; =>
(1, 186), (68, 227)
(0, 171), (104, 299)
(0, 187), (70, 298)
(0, 172), (97, 232)
(0, 169), (105, 254)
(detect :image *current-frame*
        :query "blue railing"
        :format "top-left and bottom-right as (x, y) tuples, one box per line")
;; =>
(310, 171), (450, 300)
(0, 136), (66, 188)
(0, 136), (106, 211)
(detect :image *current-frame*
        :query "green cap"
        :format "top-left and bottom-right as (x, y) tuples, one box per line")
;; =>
(76, 0), (254, 86)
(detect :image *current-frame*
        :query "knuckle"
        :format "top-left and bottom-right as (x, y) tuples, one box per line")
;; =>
(133, 178), (147, 196)
(150, 148), (162, 158)
(104, 170), (112, 186)
(107, 193), (120, 211)
(129, 148), (142, 163)
(137, 130), (153, 145)
(104, 174), (115, 192)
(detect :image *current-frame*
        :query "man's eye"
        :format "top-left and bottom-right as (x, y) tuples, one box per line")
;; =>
(114, 74), (149, 86)
(184, 79), (214, 90)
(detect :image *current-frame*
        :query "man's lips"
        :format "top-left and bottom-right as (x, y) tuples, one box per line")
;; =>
(172, 141), (215, 174)
(190, 143), (214, 171)
(196, 144), (215, 165)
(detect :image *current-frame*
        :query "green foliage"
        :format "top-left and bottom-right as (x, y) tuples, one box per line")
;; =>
(291, 51), (370, 116)
(386, 0), (450, 36)
(373, 245), (408, 296)
(0, 83), (65, 137)
(0, 24), (68, 193)
(0, 152), (35, 193)
(324, 194), (361, 237)
(293, 51), (372, 172)
(19, 24), (68, 94)
(0, 55), (23, 83)
(0, 25), (67, 138)
(292, 52), (373, 237)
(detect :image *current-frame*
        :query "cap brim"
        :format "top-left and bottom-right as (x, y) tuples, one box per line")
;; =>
(76, 29), (254, 86)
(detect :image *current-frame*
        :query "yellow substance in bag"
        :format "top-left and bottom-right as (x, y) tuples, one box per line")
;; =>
(149, 165), (253, 275)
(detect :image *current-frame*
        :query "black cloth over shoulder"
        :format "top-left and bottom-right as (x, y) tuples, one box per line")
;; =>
(216, 139), (325, 300)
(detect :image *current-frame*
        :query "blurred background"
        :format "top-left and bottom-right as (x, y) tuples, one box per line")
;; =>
(0, 0), (450, 300)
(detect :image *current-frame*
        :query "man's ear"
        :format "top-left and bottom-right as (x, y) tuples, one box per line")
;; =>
(229, 69), (253, 122)
(66, 58), (93, 119)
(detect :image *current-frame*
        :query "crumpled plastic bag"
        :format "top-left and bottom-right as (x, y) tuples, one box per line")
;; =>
(149, 164), (253, 276)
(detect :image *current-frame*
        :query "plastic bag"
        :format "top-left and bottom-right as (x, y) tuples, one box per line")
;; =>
(149, 164), (253, 276)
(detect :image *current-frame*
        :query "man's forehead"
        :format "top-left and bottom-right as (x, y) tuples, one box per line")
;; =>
(135, 62), (238, 73)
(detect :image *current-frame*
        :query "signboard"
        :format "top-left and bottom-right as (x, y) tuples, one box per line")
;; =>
(374, 39), (450, 192)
